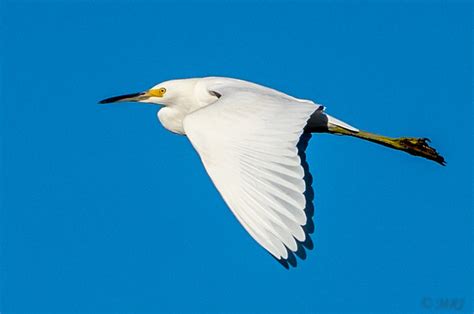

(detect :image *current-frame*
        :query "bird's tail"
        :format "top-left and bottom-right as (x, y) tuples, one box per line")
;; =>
(327, 123), (446, 166)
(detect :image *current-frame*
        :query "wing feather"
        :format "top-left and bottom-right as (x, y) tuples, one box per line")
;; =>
(183, 85), (318, 259)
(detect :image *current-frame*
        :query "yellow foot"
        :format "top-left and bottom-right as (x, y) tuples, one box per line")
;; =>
(395, 137), (446, 166)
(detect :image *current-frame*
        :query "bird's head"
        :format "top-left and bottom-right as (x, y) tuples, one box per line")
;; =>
(99, 79), (193, 106)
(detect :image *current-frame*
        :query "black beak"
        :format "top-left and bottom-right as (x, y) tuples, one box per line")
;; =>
(99, 92), (145, 104)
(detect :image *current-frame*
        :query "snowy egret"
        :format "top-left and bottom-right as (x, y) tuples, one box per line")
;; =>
(100, 77), (444, 266)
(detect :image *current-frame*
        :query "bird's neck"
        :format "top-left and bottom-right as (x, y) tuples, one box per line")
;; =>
(157, 79), (219, 135)
(157, 106), (188, 135)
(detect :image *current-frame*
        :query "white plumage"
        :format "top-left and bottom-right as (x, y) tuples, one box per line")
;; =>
(183, 81), (318, 259)
(100, 76), (444, 264)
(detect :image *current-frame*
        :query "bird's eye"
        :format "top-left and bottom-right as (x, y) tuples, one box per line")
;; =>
(160, 88), (166, 94)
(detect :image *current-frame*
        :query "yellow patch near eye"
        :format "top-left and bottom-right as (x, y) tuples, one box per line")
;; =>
(148, 88), (166, 97)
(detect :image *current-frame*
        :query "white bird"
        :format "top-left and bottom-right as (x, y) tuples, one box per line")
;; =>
(100, 77), (444, 266)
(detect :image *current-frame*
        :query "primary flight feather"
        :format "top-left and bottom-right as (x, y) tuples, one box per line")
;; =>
(100, 77), (445, 265)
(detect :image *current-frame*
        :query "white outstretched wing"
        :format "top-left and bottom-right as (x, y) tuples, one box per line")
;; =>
(183, 84), (318, 259)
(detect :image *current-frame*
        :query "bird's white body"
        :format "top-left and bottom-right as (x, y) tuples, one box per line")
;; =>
(102, 76), (359, 261)
(148, 77), (342, 260)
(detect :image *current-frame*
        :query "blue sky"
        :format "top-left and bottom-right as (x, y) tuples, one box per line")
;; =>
(1, 0), (472, 312)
